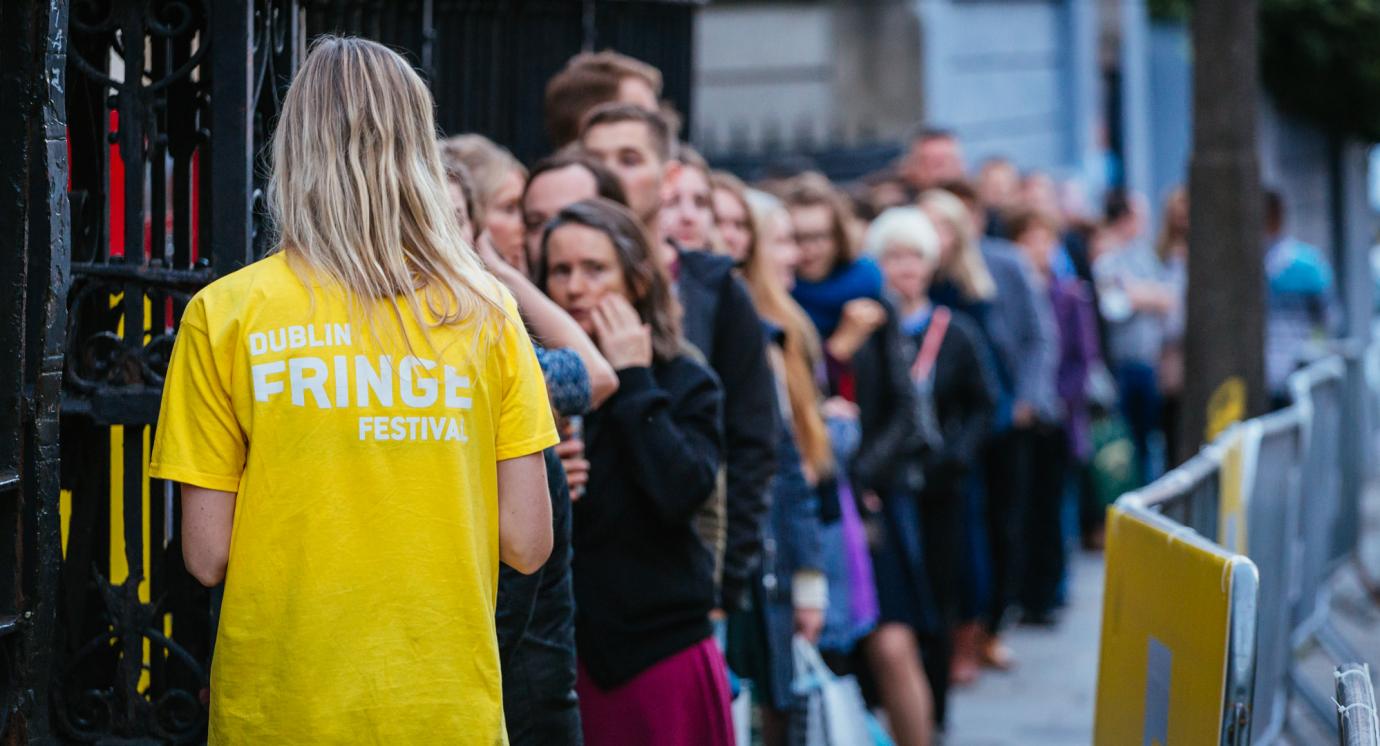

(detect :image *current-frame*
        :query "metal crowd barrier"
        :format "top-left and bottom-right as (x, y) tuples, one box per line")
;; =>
(1094, 343), (1380, 744)
(1337, 663), (1380, 746)
(1093, 501), (1259, 745)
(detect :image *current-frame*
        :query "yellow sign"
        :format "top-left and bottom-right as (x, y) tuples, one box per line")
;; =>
(1218, 433), (1245, 554)
(1206, 377), (1246, 442)
(1216, 421), (1261, 554)
(1095, 505), (1238, 745)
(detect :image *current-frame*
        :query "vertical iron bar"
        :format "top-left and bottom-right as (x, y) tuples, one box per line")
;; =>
(118, 2), (147, 268)
(209, 0), (255, 275)
(22, 0), (73, 737)
(420, 0), (435, 80)
(150, 37), (169, 270)
(582, 0), (597, 52)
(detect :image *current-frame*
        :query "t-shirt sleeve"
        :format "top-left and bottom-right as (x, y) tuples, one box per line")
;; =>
(149, 298), (247, 493)
(494, 292), (561, 461)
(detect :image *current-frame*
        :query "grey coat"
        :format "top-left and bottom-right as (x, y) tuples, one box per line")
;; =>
(980, 237), (1060, 424)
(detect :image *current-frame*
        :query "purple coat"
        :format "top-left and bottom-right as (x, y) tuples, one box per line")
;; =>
(1049, 276), (1101, 461)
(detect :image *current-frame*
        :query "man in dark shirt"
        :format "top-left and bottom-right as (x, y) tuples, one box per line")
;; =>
(579, 102), (778, 613)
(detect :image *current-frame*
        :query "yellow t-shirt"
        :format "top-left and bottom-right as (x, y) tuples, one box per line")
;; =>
(149, 253), (557, 744)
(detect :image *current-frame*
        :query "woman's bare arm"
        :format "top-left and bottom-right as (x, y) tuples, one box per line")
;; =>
(497, 451), (553, 575)
(181, 484), (236, 587)
(482, 235), (619, 407)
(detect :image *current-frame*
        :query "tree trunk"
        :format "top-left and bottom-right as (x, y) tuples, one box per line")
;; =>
(1180, 0), (1267, 463)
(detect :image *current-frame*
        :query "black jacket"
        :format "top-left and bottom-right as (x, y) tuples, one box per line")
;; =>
(900, 311), (999, 492)
(494, 448), (579, 743)
(847, 299), (921, 495)
(676, 249), (779, 611)
(572, 359), (725, 688)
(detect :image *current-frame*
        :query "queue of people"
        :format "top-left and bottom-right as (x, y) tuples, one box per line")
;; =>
(150, 36), (1338, 746)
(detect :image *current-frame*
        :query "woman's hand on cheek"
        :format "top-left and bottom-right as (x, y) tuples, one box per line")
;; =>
(592, 295), (653, 370)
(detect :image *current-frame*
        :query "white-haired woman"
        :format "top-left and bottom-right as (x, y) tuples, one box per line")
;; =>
(150, 37), (557, 742)
(868, 207), (998, 733)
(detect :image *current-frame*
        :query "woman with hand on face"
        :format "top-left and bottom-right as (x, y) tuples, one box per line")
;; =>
(782, 173), (932, 746)
(440, 155), (615, 746)
(537, 198), (733, 746)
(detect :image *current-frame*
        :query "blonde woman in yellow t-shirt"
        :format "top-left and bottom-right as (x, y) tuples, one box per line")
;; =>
(149, 36), (558, 744)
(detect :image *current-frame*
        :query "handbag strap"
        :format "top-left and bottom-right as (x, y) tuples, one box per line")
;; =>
(909, 306), (951, 382)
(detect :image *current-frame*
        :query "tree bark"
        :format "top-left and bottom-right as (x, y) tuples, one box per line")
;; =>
(1180, 0), (1267, 463)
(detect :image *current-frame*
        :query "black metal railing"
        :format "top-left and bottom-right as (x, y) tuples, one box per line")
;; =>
(5, 1), (698, 742)
(302, 0), (701, 164)
(50, 0), (295, 741)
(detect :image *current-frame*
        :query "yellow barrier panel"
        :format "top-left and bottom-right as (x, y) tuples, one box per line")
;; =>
(1216, 421), (1261, 555)
(1095, 503), (1257, 745)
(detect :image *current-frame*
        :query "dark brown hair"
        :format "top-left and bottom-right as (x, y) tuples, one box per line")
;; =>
(779, 171), (860, 272)
(523, 151), (629, 212)
(1004, 207), (1061, 243)
(937, 178), (980, 206)
(579, 102), (676, 163)
(544, 51), (663, 150)
(537, 198), (684, 363)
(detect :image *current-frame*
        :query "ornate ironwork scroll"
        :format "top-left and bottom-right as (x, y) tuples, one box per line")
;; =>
(54, 0), (300, 741)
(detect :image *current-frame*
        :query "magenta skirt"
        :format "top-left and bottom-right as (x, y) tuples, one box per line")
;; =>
(577, 637), (735, 746)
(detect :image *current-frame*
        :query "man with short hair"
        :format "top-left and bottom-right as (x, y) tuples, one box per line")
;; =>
(544, 50), (663, 151)
(521, 152), (628, 272)
(977, 156), (1021, 237)
(900, 127), (967, 193)
(579, 103), (677, 228)
(580, 103), (779, 615)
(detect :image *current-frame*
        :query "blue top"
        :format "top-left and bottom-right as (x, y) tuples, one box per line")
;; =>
(1264, 236), (1337, 393)
(534, 345), (591, 417)
(791, 258), (885, 338)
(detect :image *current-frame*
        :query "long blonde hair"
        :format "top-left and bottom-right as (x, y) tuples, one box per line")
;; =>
(919, 189), (996, 302)
(269, 36), (502, 341)
(742, 190), (833, 481)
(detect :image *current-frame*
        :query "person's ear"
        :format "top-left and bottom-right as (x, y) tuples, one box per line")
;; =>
(663, 159), (683, 187)
(661, 160), (683, 200)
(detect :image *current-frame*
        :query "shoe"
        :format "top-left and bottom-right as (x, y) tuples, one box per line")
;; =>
(979, 636), (1016, 670)
(949, 622), (982, 686)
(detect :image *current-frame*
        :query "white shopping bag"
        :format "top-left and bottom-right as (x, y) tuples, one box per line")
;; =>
(731, 682), (752, 746)
(791, 635), (876, 746)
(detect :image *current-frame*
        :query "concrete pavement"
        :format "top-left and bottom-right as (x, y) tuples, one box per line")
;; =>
(946, 551), (1104, 745)
(943, 481), (1380, 746)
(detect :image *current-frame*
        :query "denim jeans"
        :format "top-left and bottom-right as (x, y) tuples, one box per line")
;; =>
(1114, 360), (1162, 486)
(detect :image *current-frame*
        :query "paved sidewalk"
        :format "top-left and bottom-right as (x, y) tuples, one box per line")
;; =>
(946, 551), (1104, 745)
(939, 482), (1380, 746)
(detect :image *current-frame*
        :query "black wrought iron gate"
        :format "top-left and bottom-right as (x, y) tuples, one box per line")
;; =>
(5, 0), (296, 741)
(3, 1), (696, 742)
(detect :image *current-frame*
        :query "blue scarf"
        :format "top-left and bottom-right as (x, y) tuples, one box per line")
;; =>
(791, 259), (884, 337)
